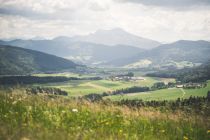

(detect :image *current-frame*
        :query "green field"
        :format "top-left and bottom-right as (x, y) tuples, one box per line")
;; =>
(31, 72), (209, 101)
(105, 81), (210, 101)
(36, 77), (175, 96)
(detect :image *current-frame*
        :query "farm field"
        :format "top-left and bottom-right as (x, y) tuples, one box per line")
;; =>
(105, 81), (210, 101)
(36, 77), (175, 96)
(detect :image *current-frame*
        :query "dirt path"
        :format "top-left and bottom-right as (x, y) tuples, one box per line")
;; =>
(180, 88), (186, 98)
(85, 82), (114, 92)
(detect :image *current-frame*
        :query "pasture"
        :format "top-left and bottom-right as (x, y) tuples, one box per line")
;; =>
(105, 81), (210, 101)
(36, 77), (174, 96)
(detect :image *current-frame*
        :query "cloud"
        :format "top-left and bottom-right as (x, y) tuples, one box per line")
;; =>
(0, 0), (210, 42)
(0, 7), (52, 20)
(116, 0), (210, 9)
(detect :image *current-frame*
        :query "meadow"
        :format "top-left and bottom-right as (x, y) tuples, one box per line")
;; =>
(30, 74), (210, 101)
(35, 76), (174, 97)
(105, 81), (210, 101)
(0, 89), (209, 140)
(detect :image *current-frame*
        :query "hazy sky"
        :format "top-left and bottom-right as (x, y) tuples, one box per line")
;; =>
(0, 0), (210, 42)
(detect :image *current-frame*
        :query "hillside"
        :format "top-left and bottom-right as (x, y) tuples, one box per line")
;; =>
(147, 60), (210, 83)
(109, 40), (210, 68)
(0, 45), (80, 75)
(0, 38), (145, 66)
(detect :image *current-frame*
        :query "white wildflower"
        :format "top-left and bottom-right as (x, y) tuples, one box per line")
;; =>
(72, 109), (78, 112)
(12, 101), (17, 105)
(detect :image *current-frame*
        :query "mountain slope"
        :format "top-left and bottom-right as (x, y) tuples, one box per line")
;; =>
(71, 28), (161, 49)
(109, 40), (210, 68)
(0, 45), (80, 75)
(0, 38), (145, 66)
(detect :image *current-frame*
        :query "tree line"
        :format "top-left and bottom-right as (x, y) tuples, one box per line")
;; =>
(0, 76), (102, 85)
(146, 61), (210, 83)
(82, 91), (210, 116)
(26, 86), (68, 96)
(117, 95), (210, 115)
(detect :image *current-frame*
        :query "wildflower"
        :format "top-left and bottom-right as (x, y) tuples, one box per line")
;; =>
(12, 101), (17, 105)
(105, 122), (109, 125)
(72, 109), (78, 112)
(160, 130), (165, 133)
(61, 110), (66, 113)
(28, 106), (32, 111)
(183, 136), (188, 140)
(207, 130), (210, 133)
(119, 129), (123, 133)
(20, 137), (30, 140)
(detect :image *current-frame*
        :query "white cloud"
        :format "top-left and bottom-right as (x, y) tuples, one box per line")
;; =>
(0, 0), (210, 42)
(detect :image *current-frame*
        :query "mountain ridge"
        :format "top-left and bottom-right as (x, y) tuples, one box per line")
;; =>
(71, 28), (161, 49)
(0, 45), (81, 75)
(107, 40), (210, 68)
(0, 36), (145, 66)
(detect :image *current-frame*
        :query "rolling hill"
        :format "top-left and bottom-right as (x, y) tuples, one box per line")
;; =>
(109, 40), (210, 68)
(0, 45), (81, 75)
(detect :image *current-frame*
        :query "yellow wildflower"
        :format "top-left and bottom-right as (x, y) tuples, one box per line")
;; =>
(160, 130), (165, 133)
(207, 130), (210, 133)
(183, 136), (188, 140)
(105, 122), (109, 125)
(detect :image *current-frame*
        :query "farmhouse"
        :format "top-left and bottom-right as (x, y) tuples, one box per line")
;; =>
(176, 85), (184, 88)
(111, 76), (145, 81)
(176, 83), (206, 89)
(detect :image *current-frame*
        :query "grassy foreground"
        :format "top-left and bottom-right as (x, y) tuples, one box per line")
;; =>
(0, 89), (210, 140)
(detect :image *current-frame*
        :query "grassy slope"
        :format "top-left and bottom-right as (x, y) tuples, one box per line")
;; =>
(0, 91), (209, 140)
(106, 81), (210, 101)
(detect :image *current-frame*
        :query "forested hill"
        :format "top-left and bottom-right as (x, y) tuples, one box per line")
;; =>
(109, 40), (210, 67)
(146, 60), (210, 83)
(0, 45), (81, 75)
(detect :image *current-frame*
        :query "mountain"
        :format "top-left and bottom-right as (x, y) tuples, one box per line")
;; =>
(109, 40), (210, 68)
(31, 36), (46, 40)
(0, 28), (160, 66)
(0, 37), (145, 66)
(0, 45), (81, 75)
(71, 28), (161, 49)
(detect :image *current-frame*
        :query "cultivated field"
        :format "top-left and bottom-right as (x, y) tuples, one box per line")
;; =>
(35, 76), (175, 96)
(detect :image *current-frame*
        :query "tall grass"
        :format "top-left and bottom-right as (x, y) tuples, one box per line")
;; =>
(0, 89), (209, 140)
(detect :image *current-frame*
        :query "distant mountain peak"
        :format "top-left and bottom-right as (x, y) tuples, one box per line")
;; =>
(95, 28), (126, 34)
(71, 28), (161, 49)
(31, 36), (46, 40)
